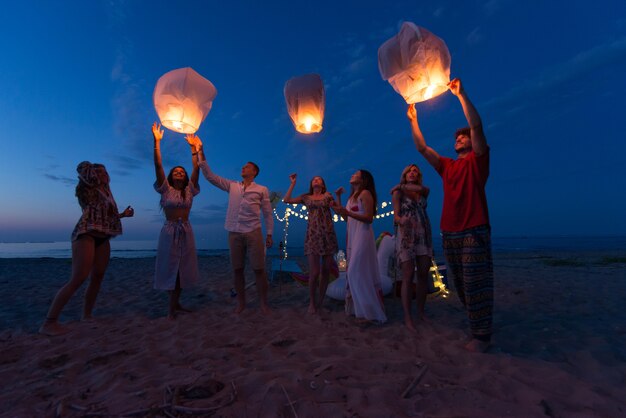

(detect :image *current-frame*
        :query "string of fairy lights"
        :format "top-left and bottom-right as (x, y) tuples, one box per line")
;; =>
(272, 201), (395, 259)
(271, 200), (450, 296)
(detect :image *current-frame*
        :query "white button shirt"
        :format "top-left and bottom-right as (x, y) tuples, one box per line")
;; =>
(199, 161), (274, 235)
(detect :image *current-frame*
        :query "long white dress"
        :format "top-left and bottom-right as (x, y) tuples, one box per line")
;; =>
(345, 196), (387, 323)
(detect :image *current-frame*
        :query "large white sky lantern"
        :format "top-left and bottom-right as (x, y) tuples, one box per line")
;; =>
(284, 73), (325, 134)
(378, 22), (451, 104)
(153, 67), (217, 134)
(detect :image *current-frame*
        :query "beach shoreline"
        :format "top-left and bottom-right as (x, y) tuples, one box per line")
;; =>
(1, 250), (625, 416)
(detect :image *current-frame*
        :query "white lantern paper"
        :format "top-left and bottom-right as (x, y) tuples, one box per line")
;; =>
(378, 22), (451, 104)
(284, 74), (325, 134)
(153, 67), (217, 134)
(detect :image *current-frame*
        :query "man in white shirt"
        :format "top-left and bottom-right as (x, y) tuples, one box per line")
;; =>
(195, 139), (274, 314)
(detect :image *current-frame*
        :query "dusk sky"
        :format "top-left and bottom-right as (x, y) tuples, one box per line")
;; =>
(1, 0), (625, 248)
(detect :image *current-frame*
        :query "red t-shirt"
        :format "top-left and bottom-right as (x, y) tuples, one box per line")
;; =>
(437, 149), (490, 232)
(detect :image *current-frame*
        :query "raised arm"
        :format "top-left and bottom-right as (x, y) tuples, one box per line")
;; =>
(195, 139), (232, 192)
(407, 104), (441, 171)
(334, 187), (345, 208)
(152, 123), (166, 186)
(282, 173), (304, 204)
(448, 78), (487, 156)
(185, 134), (201, 189)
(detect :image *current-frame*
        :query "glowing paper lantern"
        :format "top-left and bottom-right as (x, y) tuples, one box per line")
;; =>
(378, 22), (451, 104)
(153, 67), (217, 134)
(284, 74), (325, 134)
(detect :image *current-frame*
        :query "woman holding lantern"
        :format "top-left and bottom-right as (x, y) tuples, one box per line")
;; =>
(391, 164), (433, 332)
(39, 162), (134, 336)
(335, 170), (387, 324)
(152, 122), (202, 319)
(283, 174), (339, 314)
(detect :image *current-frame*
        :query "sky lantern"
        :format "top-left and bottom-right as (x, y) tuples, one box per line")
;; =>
(378, 22), (451, 104)
(284, 73), (325, 134)
(153, 67), (217, 134)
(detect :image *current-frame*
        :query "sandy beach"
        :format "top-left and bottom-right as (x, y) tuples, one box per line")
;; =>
(1, 250), (625, 417)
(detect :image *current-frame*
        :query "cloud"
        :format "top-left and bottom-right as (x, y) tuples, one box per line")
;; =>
(483, 36), (626, 112)
(482, 0), (506, 16)
(343, 57), (369, 75)
(43, 174), (75, 186)
(110, 155), (145, 171)
(466, 27), (484, 45)
(105, 0), (153, 167)
(338, 78), (364, 93)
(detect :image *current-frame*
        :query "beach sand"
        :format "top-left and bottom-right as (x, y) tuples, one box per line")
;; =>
(0, 250), (625, 417)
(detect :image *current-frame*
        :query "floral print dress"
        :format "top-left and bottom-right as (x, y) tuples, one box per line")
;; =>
(396, 194), (433, 263)
(303, 193), (338, 256)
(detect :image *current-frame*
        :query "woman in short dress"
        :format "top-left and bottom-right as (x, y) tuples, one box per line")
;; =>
(40, 162), (134, 336)
(152, 122), (201, 319)
(335, 169), (387, 324)
(391, 164), (433, 331)
(283, 174), (339, 314)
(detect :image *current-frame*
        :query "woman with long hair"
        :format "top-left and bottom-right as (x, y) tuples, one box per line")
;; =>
(152, 122), (201, 319)
(283, 173), (339, 314)
(391, 164), (433, 331)
(39, 162), (134, 336)
(335, 169), (386, 323)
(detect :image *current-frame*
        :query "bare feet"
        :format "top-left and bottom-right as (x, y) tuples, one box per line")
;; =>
(234, 304), (246, 314)
(307, 304), (317, 315)
(39, 321), (71, 336)
(260, 304), (273, 316)
(175, 304), (192, 313)
(81, 315), (96, 323)
(465, 338), (491, 353)
(404, 319), (418, 333)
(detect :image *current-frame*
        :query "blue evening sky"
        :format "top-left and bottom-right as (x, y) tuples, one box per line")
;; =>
(1, 0), (625, 248)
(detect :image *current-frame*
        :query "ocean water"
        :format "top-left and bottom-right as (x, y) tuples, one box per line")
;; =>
(0, 236), (624, 259)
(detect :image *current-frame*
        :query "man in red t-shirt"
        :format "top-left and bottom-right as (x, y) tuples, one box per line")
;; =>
(406, 78), (493, 353)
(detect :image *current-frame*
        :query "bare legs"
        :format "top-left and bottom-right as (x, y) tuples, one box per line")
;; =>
(40, 235), (110, 336)
(307, 254), (320, 314)
(233, 268), (271, 315)
(307, 254), (333, 314)
(233, 268), (246, 314)
(254, 268), (271, 315)
(168, 274), (191, 319)
(400, 255), (431, 332)
(83, 239), (110, 319)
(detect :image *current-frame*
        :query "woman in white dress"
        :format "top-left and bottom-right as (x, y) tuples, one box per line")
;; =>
(335, 170), (387, 323)
(152, 122), (201, 319)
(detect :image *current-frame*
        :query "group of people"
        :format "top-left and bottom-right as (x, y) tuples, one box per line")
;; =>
(39, 79), (494, 353)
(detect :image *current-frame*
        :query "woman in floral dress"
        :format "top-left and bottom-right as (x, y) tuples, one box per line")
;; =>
(391, 164), (433, 331)
(283, 174), (339, 314)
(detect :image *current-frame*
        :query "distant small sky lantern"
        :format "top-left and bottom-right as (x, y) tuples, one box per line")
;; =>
(153, 67), (217, 134)
(378, 22), (451, 104)
(284, 74), (325, 134)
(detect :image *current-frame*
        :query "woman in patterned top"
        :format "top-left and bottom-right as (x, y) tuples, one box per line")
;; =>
(39, 162), (134, 336)
(283, 174), (339, 314)
(152, 122), (201, 319)
(391, 164), (433, 332)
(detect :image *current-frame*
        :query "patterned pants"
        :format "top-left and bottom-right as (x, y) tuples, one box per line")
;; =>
(442, 225), (493, 341)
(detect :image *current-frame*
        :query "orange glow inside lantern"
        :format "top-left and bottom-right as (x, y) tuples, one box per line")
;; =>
(284, 74), (325, 134)
(378, 22), (451, 104)
(153, 67), (217, 134)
